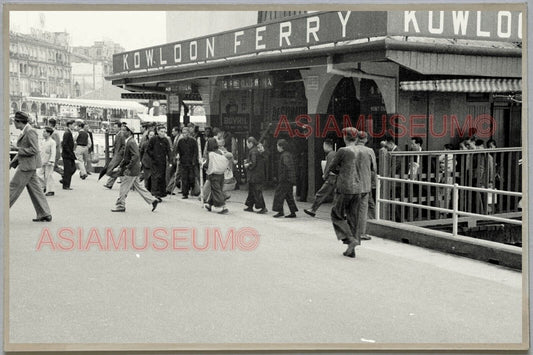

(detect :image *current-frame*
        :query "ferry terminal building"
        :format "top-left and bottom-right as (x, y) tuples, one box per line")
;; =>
(108, 10), (523, 200)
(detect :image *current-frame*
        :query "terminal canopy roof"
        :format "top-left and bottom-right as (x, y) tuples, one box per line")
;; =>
(27, 97), (147, 113)
(107, 10), (523, 92)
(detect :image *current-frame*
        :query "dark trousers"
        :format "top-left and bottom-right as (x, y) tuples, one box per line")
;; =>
(310, 177), (336, 212)
(272, 182), (298, 214)
(180, 165), (196, 197)
(62, 158), (76, 188)
(207, 173), (225, 207)
(367, 188), (376, 220)
(331, 192), (369, 245)
(245, 182), (265, 209)
(151, 173), (167, 198)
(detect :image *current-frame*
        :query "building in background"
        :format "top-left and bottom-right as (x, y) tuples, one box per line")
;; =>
(71, 40), (125, 97)
(9, 28), (72, 118)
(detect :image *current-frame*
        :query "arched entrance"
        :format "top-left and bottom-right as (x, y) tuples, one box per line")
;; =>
(326, 77), (361, 149)
(11, 102), (18, 114)
(31, 102), (38, 114)
(40, 103), (47, 116)
(21, 102), (28, 112)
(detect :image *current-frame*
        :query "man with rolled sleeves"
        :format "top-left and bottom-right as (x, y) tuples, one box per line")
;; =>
(324, 128), (376, 258)
(9, 111), (52, 222)
(111, 125), (159, 213)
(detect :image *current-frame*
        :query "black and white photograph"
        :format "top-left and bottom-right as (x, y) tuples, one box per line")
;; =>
(2, 2), (528, 352)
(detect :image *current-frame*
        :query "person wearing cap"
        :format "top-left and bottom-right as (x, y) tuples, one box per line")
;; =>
(9, 111), (52, 222)
(324, 128), (376, 258)
(61, 119), (77, 190)
(111, 125), (159, 213)
(104, 121), (126, 189)
(37, 127), (57, 196)
(47, 118), (63, 177)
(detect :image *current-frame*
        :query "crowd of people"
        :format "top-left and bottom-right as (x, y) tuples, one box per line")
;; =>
(19, 109), (510, 258)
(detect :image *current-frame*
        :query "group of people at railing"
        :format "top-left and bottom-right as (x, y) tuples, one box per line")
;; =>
(378, 135), (521, 222)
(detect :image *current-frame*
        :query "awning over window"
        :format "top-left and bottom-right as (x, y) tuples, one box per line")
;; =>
(400, 79), (522, 93)
(26, 97), (147, 112)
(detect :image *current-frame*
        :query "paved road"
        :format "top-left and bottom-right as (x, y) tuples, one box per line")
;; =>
(7, 171), (523, 345)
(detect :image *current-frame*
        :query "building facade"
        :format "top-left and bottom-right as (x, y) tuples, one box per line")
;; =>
(109, 9), (523, 203)
(9, 28), (72, 118)
(71, 41), (125, 97)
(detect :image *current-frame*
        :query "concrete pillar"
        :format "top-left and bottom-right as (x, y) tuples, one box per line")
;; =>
(197, 77), (220, 128)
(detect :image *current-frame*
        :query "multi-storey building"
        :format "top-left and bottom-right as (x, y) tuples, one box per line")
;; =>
(71, 41), (125, 97)
(9, 28), (72, 118)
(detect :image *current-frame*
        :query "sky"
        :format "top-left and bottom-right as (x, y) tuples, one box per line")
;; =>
(9, 11), (167, 50)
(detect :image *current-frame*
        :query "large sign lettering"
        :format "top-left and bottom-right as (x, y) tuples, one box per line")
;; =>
(113, 10), (522, 75)
(388, 10), (522, 41)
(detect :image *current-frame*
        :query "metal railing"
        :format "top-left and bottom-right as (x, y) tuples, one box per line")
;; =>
(375, 175), (522, 237)
(378, 148), (522, 221)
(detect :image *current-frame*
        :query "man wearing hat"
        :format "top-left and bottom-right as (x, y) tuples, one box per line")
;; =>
(9, 111), (52, 222)
(61, 119), (77, 190)
(323, 128), (375, 258)
(111, 124), (159, 213)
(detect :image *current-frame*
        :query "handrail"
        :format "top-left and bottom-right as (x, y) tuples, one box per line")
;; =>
(378, 176), (522, 197)
(388, 147), (522, 156)
(375, 175), (522, 236)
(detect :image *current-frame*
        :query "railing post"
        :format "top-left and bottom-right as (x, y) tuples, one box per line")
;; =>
(376, 175), (381, 221)
(452, 183), (459, 237)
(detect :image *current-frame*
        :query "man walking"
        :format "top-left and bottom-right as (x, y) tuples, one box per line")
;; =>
(176, 127), (199, 199)
(146, 126), (172, 199)
(304, 139), (336, 217)
(37, 127), (56, 197)
(74, 121), (90, 180)
(324, 128), (376, 258)
(111, 125), (159, 213)
(61, 119), (77, 190)
(9, 111), (52, 222)
(244, 137), (267, 214)
(104, 121), (125, 189)
(48, 118), (63, 177)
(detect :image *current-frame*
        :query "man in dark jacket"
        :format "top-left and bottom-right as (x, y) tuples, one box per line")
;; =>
(272, 139), (298, 218)
(146, 126), (172, 199)
(324, 128), (376, 258)
(111, 125), (159, 212)
(104, 121), (126, 189)
(176, 126), (199, 199)
(61, 119), (77, 190)
(244, 136), (267, 213)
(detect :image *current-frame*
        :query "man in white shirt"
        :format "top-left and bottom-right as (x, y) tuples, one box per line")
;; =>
(37, 127), (57, 196)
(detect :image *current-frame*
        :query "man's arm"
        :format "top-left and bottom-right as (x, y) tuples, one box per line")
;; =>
(324, 149), (343, 179)
(17, 129), (39, 157)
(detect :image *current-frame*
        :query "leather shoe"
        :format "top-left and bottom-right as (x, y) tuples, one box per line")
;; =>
(361, 235), (372, 240)
(343, 250), (356, 258)
(204, 204), (212, 211)
(257, 208), (268, 214)
(152, 200), (159, 212)
(285, 213), (296, 218)
(182, 196), (188, 199)
(80, 174), (87, 180)
(243, 207), (254, 212)
(62, 187), (73, 190)
(111, 208), (126, 212)
(45, 192), (55, 196)
(273, 212), (284, 218)
(304, 209), (316, 217)
(32, 215), (52, 222)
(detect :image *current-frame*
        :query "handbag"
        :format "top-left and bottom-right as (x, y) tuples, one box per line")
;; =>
(207, 151), (229, 175)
